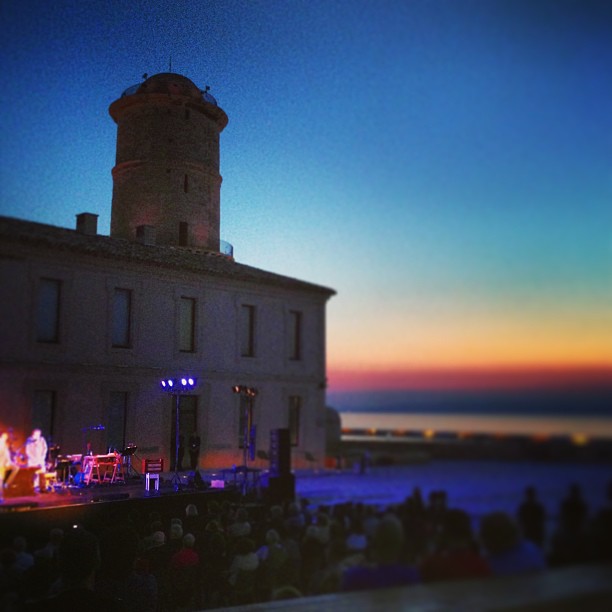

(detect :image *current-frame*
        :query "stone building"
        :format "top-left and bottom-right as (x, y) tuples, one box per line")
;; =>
(0, 73), (334, 472)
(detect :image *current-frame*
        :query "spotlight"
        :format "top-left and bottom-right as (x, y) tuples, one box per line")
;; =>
(161, 377), (197, 391)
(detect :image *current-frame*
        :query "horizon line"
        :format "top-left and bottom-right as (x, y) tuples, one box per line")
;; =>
(327, 364), (612, 392)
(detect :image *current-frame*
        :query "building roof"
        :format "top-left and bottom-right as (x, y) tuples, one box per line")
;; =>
(112, 72), (227, 128)
(121, 72), (219, 106)
(0, 216), (335, 298)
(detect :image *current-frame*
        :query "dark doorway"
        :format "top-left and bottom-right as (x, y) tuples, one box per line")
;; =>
(170, 395), (197, 471)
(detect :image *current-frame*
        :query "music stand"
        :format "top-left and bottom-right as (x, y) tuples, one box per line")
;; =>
(121, 444), (140, 480)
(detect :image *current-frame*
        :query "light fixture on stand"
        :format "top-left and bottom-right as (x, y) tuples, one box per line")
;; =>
(160, 376), (197, 491)
(232, 385), (258, 495)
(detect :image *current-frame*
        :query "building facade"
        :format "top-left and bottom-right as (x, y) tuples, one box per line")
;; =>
(0, 73), (334, 471)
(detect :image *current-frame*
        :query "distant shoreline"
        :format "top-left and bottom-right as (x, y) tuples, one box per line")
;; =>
(332, 411), (612, 466)
(339, 411), (612, 439)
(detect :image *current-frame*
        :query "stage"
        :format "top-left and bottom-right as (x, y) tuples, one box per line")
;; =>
(0, 470), (259, 549)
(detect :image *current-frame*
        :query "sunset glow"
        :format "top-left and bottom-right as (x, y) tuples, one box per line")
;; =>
(328, 365), (612, 393)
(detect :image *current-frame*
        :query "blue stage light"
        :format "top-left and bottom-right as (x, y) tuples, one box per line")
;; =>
(161, 377), (197, 392)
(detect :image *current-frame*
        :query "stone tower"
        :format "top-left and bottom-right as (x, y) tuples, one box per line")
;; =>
(109, 73), (228, 251)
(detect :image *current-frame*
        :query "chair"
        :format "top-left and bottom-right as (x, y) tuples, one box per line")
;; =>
(145, 472), (160, 492)
(143, 458), (163, 492)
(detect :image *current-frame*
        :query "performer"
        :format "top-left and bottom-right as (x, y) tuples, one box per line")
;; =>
(0, 431), (15, 501)
(189, 431), (201, 470)
(26, 428), (48, 490)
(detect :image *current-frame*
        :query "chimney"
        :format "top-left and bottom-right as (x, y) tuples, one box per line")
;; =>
(76, 212), (98, 235)
(136, 225), (157, 245)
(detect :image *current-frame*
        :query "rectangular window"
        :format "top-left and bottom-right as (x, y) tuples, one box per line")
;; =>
(36, 278), (61, 343)
(179, 297), (196, 352)
(32, 390), (55, 442)
(288, 395), (301, 446)
(107, 392), (128, 453)
(240, 304), (256, 357)
(184, 174), (189, 193)
(289, 310), (302, 360)
(112, 288), (132, 348)
(179, 222), (189, 246)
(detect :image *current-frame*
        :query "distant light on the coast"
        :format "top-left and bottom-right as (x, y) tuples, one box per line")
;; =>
(571, 433), (589, 446)
(424, 429), (435, 439)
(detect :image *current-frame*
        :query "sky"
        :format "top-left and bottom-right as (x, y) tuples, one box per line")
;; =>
(1, 1), (611, 412)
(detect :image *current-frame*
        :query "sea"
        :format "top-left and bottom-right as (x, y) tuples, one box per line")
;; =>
(328, 387), (612, 438)
(299, 386), (612, 539)
(294, 460), (611, 547)
(327, 388), (612, 420)
(294, 460), (611, 519)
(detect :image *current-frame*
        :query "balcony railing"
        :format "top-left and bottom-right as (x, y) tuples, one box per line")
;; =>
(220, 240), (234, 258)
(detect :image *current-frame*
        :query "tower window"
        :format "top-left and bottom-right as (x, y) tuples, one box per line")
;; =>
(185, 108), (190, 120)
(179, 222), (189, 246)
(184, 174), (189, 193)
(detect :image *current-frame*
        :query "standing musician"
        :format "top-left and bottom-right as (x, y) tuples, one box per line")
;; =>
(26, 428), (48, 490)
(0, 431), (15, 501)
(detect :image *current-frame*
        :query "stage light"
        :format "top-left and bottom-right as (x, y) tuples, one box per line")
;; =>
(161, 377), (197, 391)
(232, 385), (257, 396)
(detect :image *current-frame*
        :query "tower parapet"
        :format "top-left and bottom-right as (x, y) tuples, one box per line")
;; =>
(109, 73), (228, 251)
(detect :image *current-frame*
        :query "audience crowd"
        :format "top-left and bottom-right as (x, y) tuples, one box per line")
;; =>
(0, 480), (610, 611)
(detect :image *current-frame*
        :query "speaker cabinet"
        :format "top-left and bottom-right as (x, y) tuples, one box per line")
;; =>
(269, 428), (291, 476)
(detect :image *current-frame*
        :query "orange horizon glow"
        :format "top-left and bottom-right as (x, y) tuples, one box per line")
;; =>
(327, 364), (612, 392)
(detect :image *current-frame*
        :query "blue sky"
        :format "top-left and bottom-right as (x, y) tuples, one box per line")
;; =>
(1, 1), (611, 401)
